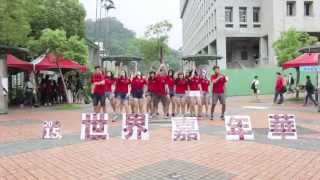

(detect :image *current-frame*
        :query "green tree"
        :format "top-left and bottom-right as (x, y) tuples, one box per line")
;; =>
(29, 0), (86, 39)
(126, 38), (181, 73)
(0, 0), (31, 46)
(273, 28), (318, 66)
(273, 28), (318, 97)
(144, 20), (173, 63)
(64, 35), (88, 65)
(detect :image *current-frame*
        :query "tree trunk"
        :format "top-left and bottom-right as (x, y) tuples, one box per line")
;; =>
(160, 46), (164, 64)
(295, 67), (300, 98)
(0, 54), (8, 114)
(55, 57), (71, 104)
(31, 71), (39, 106)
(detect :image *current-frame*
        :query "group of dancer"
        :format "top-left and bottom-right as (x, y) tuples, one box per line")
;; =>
(90, 63), (228, 121)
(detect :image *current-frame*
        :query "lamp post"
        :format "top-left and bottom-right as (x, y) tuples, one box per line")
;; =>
(103, 0), (115, 56)
(101, 0), (115, 69)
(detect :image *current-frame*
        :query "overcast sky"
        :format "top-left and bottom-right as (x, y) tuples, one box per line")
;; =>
(80, 0), (182, 50)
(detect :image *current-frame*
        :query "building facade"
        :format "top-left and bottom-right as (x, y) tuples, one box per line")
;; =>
(180, 0), (320, 69)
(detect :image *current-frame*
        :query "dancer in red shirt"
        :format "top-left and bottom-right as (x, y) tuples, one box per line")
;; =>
(146, 71), (157, 115)
(91, 66), (106, 113)
(104, 70), (115, 114)
(200, 71), (210, 117)
(114, 69), (131, 114)
(131, 71), (147, 113)
(174, 72), (188, 115)
(210, 66), (228, 120)
(188, 66), (202, 117)
(167, 69), (176, 117)
(153, 64), (169, 118)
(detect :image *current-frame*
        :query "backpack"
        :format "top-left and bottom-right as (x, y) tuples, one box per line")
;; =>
(251, 81), (256, 90)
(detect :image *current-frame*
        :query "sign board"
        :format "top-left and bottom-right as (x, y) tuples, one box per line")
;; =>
(122, 114), (149, 140)
(171, 117), (200, 141)
(42, 121), (62, 139)
(1, 77), (8, 95)
(225, 116), (254, 140)
(268, 114), (297, 140)
(81, 113), (109, 140)
(300, 66), (320, 72)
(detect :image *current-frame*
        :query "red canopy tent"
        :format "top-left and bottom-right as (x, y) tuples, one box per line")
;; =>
(282, 53), (320, 70)
(32, 53), (87, 72)
(6, 54), (33, 70)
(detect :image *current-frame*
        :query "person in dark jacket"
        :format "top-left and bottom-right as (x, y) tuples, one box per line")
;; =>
(304, 76), (318, 106)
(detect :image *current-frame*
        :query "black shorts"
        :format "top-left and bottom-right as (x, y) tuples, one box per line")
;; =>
(132, 89), (144, 99)
(169, 89), (175, 98)
(92, 93), (106, 106)
(115, 92), (128, 101)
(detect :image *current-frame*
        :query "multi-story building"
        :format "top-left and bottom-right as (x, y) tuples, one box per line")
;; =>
(180, 0), (320, 69)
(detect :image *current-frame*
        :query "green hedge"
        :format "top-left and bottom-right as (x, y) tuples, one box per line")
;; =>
(220, 67), (317, 96)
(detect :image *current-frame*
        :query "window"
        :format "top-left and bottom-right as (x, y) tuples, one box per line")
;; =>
(253, 7), (260, 23)
(304, 1), (313, 16)
(239, 7), (247, 23)
(241, 51), (248, 60)
(287, 1), (296, 16)
(225, 7), (233, 23)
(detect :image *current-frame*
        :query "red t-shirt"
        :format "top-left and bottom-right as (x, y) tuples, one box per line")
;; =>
(147, 78), (157, 93)
(211, 74), (227, 93)
(155, 75), (168, 95)
(167, 76), (175, 89)
(115, 77), (131, 93)
(275, 76), (284, 92)
(131, 77), (146, 92)
(188, 76), (201, 91)
(201, 78), (210, 92)
(175, 78), (188, 94)
(91, 72), (105, 94)
(104, 76), (114, 92)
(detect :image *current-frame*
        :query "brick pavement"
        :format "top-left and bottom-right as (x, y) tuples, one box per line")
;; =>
(0, 95), (319, 179)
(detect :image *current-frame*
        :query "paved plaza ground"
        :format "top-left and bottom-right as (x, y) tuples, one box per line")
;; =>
(0, 95), (320, 179)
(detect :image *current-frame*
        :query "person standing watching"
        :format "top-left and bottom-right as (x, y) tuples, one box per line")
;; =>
(91, 66), (106, 113)
(274, 72), (285, 104)
(210, 66), (228, 121)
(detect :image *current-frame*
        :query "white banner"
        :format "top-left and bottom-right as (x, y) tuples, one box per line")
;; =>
(300, 66), (320, 72)
(122, 114), (149, 140)
(268, 114), (298, 140)
(81, 113), (109, 140)
(171, 117), (200, 141)
(225, 116), (254, 141)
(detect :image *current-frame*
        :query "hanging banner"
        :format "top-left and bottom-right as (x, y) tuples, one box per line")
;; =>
(171, 117), (200, 141)
(268, 114), (298, 140)
(122, 114), (149, 140)
(42, 121), (62, 139)
(81, 113), (109, 140)
(300, 66), (320, 72)
(225, 116), (254, 140)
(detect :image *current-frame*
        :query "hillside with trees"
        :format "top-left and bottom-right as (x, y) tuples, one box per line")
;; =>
(85, 18), (182, 71)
